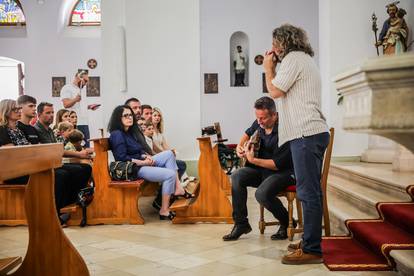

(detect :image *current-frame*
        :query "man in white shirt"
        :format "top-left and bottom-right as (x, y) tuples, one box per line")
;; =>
(61, 70), (90, 147)
(233, 45), (246, 86)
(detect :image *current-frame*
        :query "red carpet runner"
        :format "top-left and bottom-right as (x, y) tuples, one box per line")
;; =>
(322, 185), (414, 271)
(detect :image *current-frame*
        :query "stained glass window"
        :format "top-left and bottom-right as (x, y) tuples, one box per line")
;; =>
(0, 0), (26, 26)
(70, 0), (101, 26)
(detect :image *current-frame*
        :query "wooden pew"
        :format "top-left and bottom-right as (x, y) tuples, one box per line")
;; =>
(0, 184), (26, 226)
(0, 144), (89, 276)
(63, 138), (158, 225)
(170, 136), (233, 224)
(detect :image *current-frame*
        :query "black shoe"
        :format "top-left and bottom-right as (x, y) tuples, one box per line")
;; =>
(59, 213), (71, 226)
(271, 220), (297, 240)
(152, 200), (161, 211)
(159, 211), (176, 220)
(222, 223), (252, 241)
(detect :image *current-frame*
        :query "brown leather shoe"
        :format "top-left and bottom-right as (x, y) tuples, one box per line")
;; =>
(282, 249), (323, 265)
(287, 240), (302, 252)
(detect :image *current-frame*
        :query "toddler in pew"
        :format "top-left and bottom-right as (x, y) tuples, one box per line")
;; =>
(55, 121), (74, 144)
(64, 129), (84, 152)
(143, 121), (163, 153)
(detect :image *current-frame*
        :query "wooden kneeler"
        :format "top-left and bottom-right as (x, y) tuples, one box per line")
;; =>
(0, 144), (89, 276)
(171, 137), (233, 224)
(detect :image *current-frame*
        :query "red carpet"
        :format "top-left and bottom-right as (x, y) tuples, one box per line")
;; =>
(322, 185), (414, 271)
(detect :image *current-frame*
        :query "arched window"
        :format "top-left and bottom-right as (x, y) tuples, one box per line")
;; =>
(0, 0), (26, 26)
(69, 0), (101, 26)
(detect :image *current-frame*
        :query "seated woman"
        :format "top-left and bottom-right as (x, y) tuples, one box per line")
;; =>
(0, 99), (29, 184)
(53, 109), (70, 130)
(152, 107), (190, 183)
(108, 105), (187, 220)
(69, 110), (78, 129)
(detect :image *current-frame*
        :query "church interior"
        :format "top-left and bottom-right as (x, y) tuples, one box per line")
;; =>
(0, 0), (413, 275)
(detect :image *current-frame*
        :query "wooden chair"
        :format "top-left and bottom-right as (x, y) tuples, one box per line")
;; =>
(170, 136), (233, 224)
(0, 144), (89, 275)
(258, 128), (335, 241)
(62, 138), (158, 225)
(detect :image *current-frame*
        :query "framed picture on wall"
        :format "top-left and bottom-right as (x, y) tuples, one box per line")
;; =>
(204, 73), (218, 94)
(262, 73), (268, 93)
(52, 77), (66, 97)
(87, 76), (100, 97)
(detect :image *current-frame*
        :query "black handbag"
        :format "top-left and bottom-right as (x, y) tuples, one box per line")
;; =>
(109, 161), (139, 181)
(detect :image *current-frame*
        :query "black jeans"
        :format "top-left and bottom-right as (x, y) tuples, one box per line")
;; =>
(60, 163), (92, 206)
(231, 166), (294, 226)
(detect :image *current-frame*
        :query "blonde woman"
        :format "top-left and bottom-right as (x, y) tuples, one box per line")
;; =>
(0, 99), (29, 147)
(152, 107), (170, 152)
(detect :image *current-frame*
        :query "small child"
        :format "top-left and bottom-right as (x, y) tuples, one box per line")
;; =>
(64, 129), (85, 152)
(143, 121), (155, 150)
(137, 117), (146, 131)
(56, 121), (74, 144)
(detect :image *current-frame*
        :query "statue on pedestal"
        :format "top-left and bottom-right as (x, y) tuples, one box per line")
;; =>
(374, 1), (409, 55)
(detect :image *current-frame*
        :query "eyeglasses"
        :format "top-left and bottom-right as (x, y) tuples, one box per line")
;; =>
(11, 107), (22, 112)
(122, 113), (133, 119)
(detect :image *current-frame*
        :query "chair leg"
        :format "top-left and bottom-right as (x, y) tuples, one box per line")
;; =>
(287, 193), (294, 241)
(296, 198), (303, 229)
(259, 204), (265, 234)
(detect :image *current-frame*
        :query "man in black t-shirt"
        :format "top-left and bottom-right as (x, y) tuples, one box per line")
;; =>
(223, 97), (295, 241)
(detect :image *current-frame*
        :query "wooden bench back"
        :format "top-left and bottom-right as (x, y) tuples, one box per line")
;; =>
(0, 144), (63, 182)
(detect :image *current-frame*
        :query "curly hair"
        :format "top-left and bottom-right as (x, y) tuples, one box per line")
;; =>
(272, 24), (314, 59)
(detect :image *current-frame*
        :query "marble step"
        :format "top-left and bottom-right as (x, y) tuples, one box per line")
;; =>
(390, 250), (414, 276)
(326, 190), (377, 235)
(330, 162), (412, 201)
(327, 174), (405, 218)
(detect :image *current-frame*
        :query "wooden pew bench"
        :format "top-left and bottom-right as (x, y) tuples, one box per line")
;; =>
(0, 184), (26, 226)
(0, 144), (88, 275)
(62, 138), (158, 226)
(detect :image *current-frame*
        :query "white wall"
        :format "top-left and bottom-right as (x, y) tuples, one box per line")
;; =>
(319, 0), (414, 156)
(101, 0), (200, 160)
(0, 0), (103, 138)
(200, 0), (320, 145)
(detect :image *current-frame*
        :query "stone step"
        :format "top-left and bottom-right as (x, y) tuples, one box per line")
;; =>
(326, 191), (377, 235)
(327, 173), (406, 218)
(390, 250), (414, 276)
(330, 162), (412, 201)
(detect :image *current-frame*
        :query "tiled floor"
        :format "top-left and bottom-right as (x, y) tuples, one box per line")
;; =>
(0, 192), (397, 275)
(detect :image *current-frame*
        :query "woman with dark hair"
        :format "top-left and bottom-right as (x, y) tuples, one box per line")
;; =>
(264, 24), (329, 265)
(53, 108), (70, 130)
(108, 105), (186, 220)
(69, 110), (78, 129)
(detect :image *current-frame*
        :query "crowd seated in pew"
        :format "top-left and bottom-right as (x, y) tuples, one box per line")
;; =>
(108, 105), (193, 221)
(0, 96), (92, 226)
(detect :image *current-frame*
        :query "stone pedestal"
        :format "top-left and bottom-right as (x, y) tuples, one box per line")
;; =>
(334, 53), (414, 154)
(393, 145), (414, 172)
(361, 135), (395, 163)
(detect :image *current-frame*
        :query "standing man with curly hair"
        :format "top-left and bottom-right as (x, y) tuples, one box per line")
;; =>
(264, 24), (329, 265)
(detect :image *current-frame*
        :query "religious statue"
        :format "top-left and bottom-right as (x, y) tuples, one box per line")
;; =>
(233, 45), (246, 86)
(374, 1), (409, 55)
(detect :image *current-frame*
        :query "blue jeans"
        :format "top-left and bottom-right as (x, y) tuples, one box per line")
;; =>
(137, 150), (178, 195)
(290, 132), (329, 255)
(77, 125), (90, 148)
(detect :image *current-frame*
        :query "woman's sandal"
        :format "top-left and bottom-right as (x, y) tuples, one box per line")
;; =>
(159, 211), (176, 220)
(175, 190), (195, 199)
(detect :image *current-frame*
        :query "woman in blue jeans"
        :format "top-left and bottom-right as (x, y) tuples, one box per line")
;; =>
(108, 105), (186, 220)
